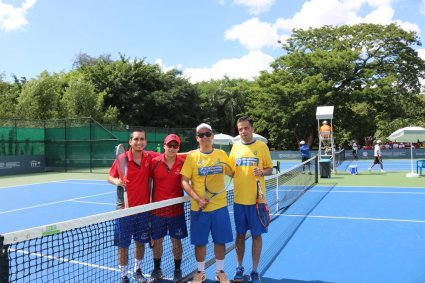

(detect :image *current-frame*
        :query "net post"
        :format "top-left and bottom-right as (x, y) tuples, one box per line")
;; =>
(64, 119), (68, 172)
(314, 156), (319, 183)
(0, 236), (10, 283)
(89, 116), (93, 173)
(275, 171), (279, 213)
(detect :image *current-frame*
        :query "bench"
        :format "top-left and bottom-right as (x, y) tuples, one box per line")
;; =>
(417, 160), (425, 176)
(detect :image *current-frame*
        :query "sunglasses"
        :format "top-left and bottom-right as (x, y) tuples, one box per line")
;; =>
(197, 132), (212, 138)
(166, 143), (179, 149)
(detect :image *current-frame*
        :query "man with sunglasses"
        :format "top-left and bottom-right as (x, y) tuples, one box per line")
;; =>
(181, 123), (233, 283)
(148, 134), (188, 282)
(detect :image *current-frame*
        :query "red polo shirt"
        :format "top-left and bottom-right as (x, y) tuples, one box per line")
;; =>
(109, 150), (159, 208)
(150, 154), (185, 216)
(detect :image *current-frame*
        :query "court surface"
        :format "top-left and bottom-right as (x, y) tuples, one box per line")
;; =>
(1, 159), (424, 283)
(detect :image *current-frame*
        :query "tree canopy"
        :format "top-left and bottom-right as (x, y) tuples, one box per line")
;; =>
(1, 24), (425, 149)
(246, 23), (425, 148)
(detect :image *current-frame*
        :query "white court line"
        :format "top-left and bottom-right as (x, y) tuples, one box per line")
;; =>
(275, 189), (425, 195)
(274, 213), (425, 223)
(11, 248), (119, 272)
(57, 181), (110, 186)
(0, 191), (115, 214)
(0, 179), (107, 189)
(71, 200), (115, 206)
(10, 248), (170, 280)
(316, 184), (425, 189)
(309, 190), (425, 195)
(0, 180), (68, 189)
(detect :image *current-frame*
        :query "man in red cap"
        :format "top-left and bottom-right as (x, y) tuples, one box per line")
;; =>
(149, 134), (188, 282)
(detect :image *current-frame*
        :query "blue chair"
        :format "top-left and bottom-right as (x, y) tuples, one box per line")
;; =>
(417, 160), (425, 176)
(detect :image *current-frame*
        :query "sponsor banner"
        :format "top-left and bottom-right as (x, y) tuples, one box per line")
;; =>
(0, 155), (45, 176)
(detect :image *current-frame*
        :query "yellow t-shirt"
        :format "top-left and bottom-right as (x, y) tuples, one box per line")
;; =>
(229, 140), (273, 205)
(181, 149), (231, 211)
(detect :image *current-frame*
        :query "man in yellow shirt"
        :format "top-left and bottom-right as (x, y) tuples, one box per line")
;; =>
(229, 117), (273, 283)
(181, 123), (233, 283)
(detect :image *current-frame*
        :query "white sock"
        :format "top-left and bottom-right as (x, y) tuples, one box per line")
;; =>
(119, 265), (129, 278)
(197, 261), (205, 272)
(135, 259), (143, 272)
(216, 259), (224, 272)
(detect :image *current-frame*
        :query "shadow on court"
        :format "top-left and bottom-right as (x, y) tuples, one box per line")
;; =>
(258, 183), (337, 278)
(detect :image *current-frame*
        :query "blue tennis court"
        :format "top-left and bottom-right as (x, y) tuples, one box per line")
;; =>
(1, 159), (424, 282)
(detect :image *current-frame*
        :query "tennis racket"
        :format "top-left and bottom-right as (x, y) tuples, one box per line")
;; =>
(194, 161), (233, 220)
(115, 144), (129, 208)
(253, 162), (270, 228)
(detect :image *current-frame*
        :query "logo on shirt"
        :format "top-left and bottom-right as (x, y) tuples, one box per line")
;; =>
(198, 165), (224, 176)
(235, 157), (258, 167)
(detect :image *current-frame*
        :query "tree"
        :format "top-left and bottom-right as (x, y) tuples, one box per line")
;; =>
(149, 69), (201, 128)
(0, 76), (20, 118)
(75, 54), (201, 128)
(197, 77), (250, 135)
(247, 23), (425, 149)
(16, 72), (63, 120)
(60, 72), (113, 123)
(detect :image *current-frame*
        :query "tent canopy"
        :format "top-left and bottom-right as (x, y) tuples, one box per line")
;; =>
(387, 126), (425, 143)
(213, 133), (233, 145)
(387, 126), (425, 178)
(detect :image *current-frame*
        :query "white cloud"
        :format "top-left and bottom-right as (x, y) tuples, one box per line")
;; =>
(418, 49), (425, 61)
(274, 0), (418, 35)
(225, 18), (280, 50)
(275, 0), (358, 31)
(182, 50), (274, 83)
(155, 58), (182, 73)
(348, 5), (394, 25)
(419, 49), (425, 87)
(0, 0), (36, 31)
(233, 0), (275, 15)
(393, 20), (420, 34)
(207, 0), (421, 82)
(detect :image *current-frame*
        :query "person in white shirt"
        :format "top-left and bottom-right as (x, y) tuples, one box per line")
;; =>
(368, 140), (385, 172)
(352, 141), (358, 160)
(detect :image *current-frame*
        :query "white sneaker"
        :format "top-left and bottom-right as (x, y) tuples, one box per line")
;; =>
(381, 170), (385, 173)
(192, 271), (206, 283)
(368, 167), (371, 171)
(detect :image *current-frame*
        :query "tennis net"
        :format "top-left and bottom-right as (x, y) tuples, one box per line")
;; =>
(0, 157), (318, 283)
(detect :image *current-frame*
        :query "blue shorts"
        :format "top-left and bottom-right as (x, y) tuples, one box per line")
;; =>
(151, 214), (188, 240)
(234, 203), (268, 236)
(114, 213), (150, 248)
(190, 206), (233, 246)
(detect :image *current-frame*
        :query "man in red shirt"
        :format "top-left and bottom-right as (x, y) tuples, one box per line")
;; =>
(149, 134), (188, 282)
(108, 129), (158, 283)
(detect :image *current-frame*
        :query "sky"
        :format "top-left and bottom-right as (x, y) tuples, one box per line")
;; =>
(1, 0), (425, 84)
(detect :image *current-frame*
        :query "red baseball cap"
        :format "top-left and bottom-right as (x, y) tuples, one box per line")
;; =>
(164, 134), (181, 145)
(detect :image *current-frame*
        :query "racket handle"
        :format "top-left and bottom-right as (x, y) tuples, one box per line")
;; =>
(123, 188), (129, 208)
(253, 162), (260, 180)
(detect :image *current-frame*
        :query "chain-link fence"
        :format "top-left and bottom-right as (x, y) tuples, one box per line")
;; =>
(0, 117), (198, 174)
